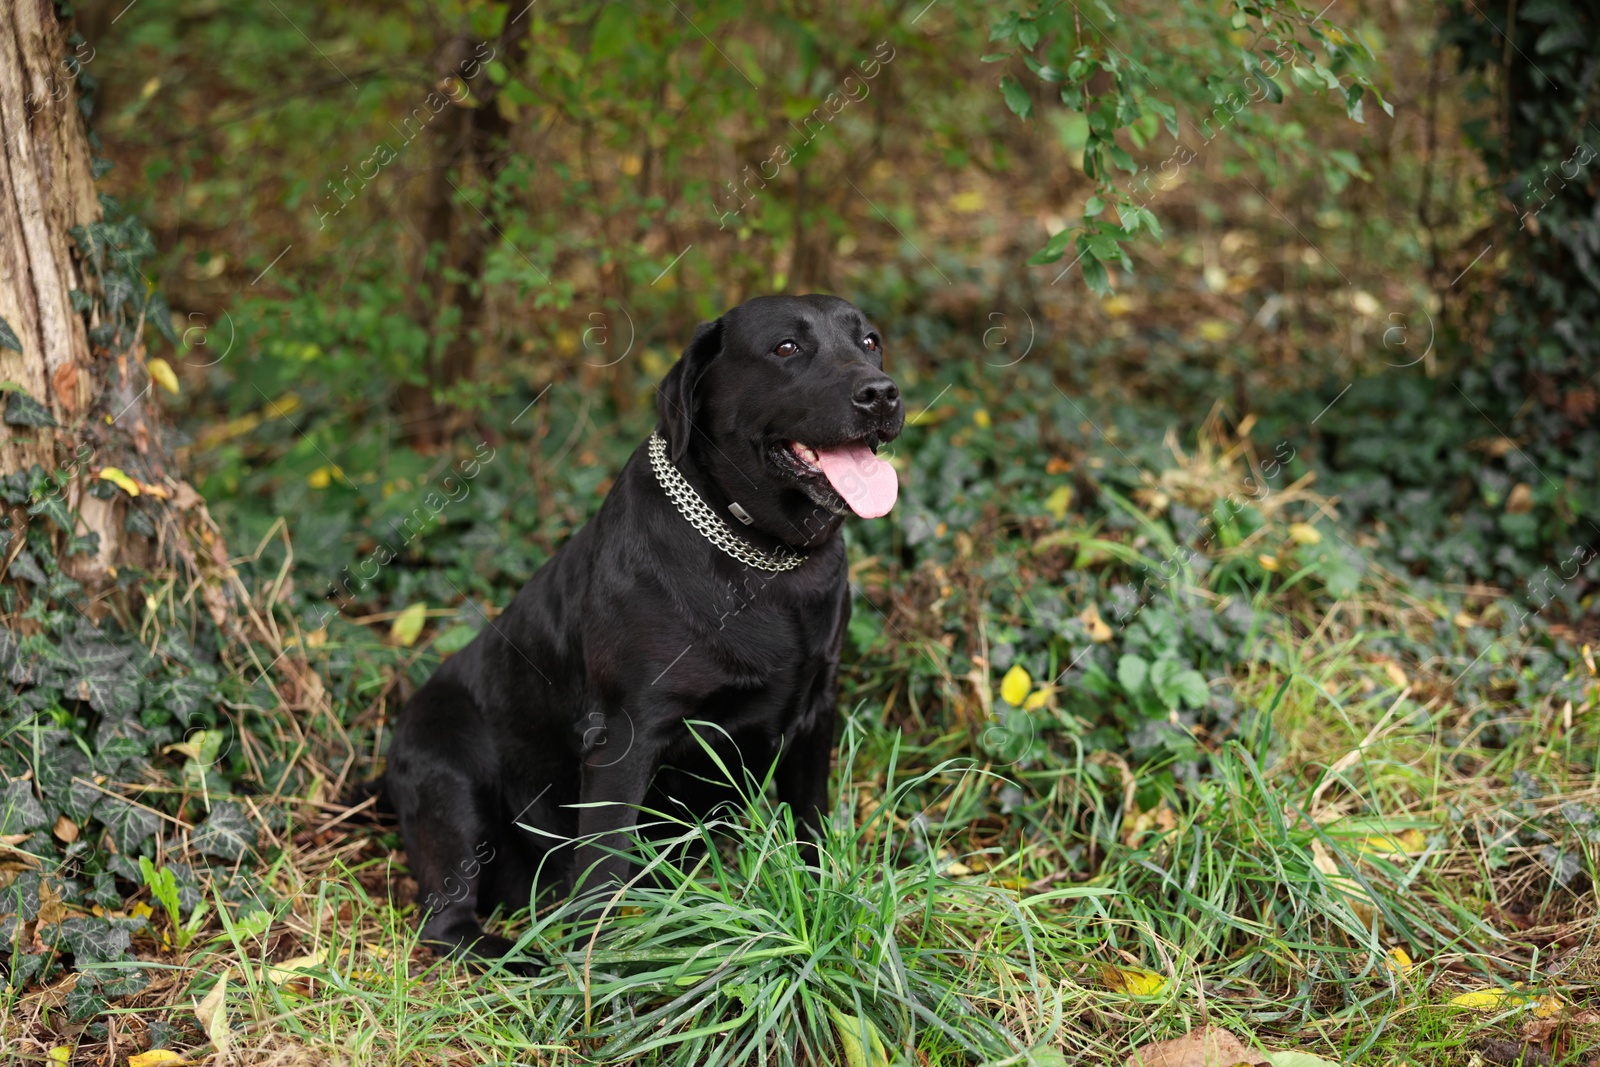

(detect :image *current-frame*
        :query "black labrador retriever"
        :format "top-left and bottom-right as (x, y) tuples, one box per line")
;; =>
(374, 294), (904, 966)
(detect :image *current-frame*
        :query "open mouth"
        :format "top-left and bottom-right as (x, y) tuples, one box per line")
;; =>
(770, 435), (899, 518)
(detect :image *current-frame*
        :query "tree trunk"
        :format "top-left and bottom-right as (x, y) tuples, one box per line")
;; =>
(0, 1), (167, 599)
(397, 7), (534, 447)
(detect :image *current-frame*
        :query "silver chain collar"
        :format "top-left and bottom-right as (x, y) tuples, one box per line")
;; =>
(648, 430), (807, 573)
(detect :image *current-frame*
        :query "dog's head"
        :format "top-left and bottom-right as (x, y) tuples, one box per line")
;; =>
(655, 294), (906, 547)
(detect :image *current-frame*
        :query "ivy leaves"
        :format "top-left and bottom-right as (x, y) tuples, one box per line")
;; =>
(192, 801), (257, 863)
(67, 194), (178, 353)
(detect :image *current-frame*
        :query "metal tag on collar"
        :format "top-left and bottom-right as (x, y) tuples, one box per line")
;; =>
(728, 502), (755, 525)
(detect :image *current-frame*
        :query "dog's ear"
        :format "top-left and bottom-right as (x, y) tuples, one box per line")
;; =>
(656, 318), (722, 462)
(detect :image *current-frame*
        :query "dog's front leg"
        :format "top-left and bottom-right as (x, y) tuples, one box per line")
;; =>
(569, 714), (658, 928)
(776, 699), (836, 871)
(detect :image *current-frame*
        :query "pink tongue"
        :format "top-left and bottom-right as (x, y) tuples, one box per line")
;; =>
(813, 443), (898, 518)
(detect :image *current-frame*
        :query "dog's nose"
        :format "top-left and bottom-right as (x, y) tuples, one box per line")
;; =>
(853, 377), (901, 415)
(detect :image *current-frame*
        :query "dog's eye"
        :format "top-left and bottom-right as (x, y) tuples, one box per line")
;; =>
(774, 340), (799, 358)
(863, 335), (880, 352)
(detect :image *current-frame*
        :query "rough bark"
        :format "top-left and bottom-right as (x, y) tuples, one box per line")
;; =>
(0, 0), (163, 596)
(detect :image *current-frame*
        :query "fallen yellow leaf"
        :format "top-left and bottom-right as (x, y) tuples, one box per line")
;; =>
(1358, 829), (1427, 856)
(307, 465), (344, 489)
(1022, 687), (1051, 711)
(1103, 294), (1135, 318)
(988, 875), (1031, 891)
(1258, 553), (1279, 572)
(1449, 986), (1561, 1017)
(390, 603), (428, 647)
(999, 665), (1032, 707)
(1045, 484), (1074, 520)
(98, 467), (141, 496)
(1101, 963), (1169, 996)
(1197, 320), (1232, 342)
(1384, 946), (1414, 976)
(1288, 522), (1321, 545)
(147, 356), (180, 394)
(949, 190), (984, 213)
(48, 1047), (70, 1064)
(129, 1052), (188, 1067)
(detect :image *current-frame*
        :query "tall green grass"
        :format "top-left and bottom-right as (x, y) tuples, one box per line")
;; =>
(169, 676), (1509, 1066)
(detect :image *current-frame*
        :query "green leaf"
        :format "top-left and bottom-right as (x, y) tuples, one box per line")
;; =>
(1116, 654), (1149, 695)
(433, 623), (479, 654)
(140, 856), (182, 919)
(58, 630), (142, 718)
(1080, 253), (1111, 295)
(8, 549), (49, 586)
(1173, 669), (1209, 708)
(0, 315), (21, 352)
(193, 801), (256, 862)
(28, 489), (73, 535)
(1265, 1053), (1340, 1067)
(825, 1004), (890, 1067)
(1150, 658), (1185, 710)
(591, 4), (635, 60)
(1000, 76), (1033, 119)
(1026, 227), (1076, 265)
(4, 389), (57, 428)
(53, 916), (133, 964)
(0, 780), (50, 834)
(1253, 71), (1283, 104)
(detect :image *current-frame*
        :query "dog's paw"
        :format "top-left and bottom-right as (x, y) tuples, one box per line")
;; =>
(421, 918), (543, 975)
(466, 932), (544, 977)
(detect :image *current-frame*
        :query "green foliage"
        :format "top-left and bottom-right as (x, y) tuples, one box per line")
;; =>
(140, 855), (212, 949)
(988, 0), (1389, 292)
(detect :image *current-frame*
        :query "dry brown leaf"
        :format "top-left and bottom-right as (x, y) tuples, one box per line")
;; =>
(1079, 603), (1113, 643)
(265, 948), (326, 986)
(195, 967), (232, 1057)
(1309, 840), (1378, 929)
(1122, 802), (1178, 849)
(36, 878), (69, 924)
(1126, 1026), (1269, 1067)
